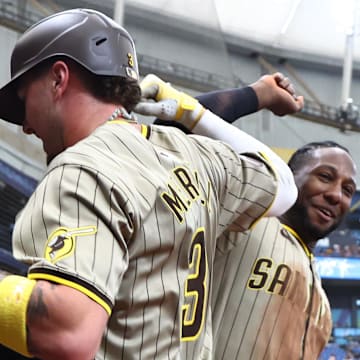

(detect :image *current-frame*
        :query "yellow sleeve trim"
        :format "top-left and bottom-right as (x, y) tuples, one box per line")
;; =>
(259, 150), (278, 182)
(28, 273), (112, 316)
(0, 275), (36, 357)
(281, 224), (313, 259)
(140, 124), (150, 137)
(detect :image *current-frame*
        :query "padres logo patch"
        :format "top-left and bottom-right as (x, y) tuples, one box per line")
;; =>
(45, 226), (97, 263)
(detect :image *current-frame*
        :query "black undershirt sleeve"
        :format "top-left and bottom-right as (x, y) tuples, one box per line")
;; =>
(195, 86), (258, 123)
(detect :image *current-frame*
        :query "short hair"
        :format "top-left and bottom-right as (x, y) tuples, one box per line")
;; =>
(287, 141), (350, 173)
(27, 56), (141, 113)
(89, 74), (141, 113)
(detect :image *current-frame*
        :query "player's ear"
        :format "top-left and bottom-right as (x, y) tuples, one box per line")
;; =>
(50, 60), (69, 97)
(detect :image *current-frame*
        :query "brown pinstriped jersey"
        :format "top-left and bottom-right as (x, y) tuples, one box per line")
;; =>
(12, 121), (278, 360)
(212, 217), (332, 360)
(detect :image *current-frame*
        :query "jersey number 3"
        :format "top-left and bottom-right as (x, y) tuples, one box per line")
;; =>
(181, 228), (208, 341)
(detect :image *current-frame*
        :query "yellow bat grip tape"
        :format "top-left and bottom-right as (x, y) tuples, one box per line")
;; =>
(0, 275), (36, 357)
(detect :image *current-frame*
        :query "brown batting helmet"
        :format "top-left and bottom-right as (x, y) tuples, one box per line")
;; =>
(0, 8), (139, 125)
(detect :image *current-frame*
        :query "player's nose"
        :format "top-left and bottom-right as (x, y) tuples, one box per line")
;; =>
(324, 183), (342, 205)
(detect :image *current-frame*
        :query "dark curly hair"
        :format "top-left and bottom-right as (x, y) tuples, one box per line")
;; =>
(288, 140), (350, 173)
(84, 73), (141, 113)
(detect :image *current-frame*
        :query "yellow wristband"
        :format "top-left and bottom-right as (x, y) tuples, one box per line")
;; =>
(0, 275), (36, 357)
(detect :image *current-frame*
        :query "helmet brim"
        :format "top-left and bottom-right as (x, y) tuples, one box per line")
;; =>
(0, 78), (24, 125)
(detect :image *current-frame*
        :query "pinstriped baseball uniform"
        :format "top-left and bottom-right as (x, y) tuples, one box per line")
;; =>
(12, 120), (278, 360)
(212, 217), (332, 360)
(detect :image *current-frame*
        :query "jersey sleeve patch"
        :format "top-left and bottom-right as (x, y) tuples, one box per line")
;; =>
(44, 226), (97, 263)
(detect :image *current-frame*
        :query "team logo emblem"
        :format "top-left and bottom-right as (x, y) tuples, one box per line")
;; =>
(44, 226), (97, 263)
(127, 52), (134, 67)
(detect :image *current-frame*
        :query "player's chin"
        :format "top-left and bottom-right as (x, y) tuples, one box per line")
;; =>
(313, 220), (339, 239)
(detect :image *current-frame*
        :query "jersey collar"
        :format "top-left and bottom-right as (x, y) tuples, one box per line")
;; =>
(108, 119), (149, 138)
(280, 223), (313, 259)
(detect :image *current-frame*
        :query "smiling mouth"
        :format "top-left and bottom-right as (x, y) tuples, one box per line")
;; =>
(316, 207), (335, 221)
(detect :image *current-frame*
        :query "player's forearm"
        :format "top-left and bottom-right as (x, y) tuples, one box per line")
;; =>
(192, 110), (297, 216)
(195, 86), (258, 123)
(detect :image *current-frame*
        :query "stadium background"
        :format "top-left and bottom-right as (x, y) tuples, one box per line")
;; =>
(1, 1), (360, 358)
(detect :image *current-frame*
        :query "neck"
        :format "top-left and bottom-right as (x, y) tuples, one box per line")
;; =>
(61, 82), (136, 148)
(62, 102), (123, 148)
(278, 210), (317, 251)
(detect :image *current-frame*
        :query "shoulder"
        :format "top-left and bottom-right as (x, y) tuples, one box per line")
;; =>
(47, 123), (143, 175)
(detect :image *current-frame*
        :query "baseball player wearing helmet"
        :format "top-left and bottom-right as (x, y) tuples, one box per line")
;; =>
(139, 78), (356, 359)
(0, 8), (297, 360)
